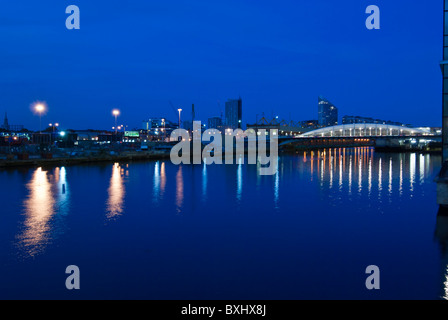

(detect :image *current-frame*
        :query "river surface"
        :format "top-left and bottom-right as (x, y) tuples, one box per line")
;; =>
(0, 147), (446, 299)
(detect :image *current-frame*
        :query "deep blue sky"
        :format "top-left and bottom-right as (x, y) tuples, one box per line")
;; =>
(0, 0), (443, 130)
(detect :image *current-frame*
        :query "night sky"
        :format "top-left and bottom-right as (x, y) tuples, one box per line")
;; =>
(0, 0), (443, 130)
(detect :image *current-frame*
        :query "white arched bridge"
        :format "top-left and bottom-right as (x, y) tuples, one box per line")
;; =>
(299, 124), (430, 138)
(276, 124), (440, 151)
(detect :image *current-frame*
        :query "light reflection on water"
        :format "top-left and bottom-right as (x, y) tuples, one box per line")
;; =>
(16, 149), (439, 247)
(175, 165), (184, 213)
(202, 161), (207, 201)
(17, 166), (69, 257)
(237, 157), (243, 202)
(5, 147), (445, 299)
(106, 163), (126, 220)
(291, 148), (433, 202)
(153, 161), (166, 203)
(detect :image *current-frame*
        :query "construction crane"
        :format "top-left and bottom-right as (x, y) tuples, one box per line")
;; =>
(217, 100), (223, 121)
(168, 101), (179, 119)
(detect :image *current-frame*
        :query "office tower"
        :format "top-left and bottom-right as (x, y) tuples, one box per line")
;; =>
(318, 96), (338, 127)
(225, 97), (242, 129)
(208, 117), (222, 129)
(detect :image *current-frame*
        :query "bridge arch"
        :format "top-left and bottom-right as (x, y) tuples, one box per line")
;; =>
(299, 124), (430, 138)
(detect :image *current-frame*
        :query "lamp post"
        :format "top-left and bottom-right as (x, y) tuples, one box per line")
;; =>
(49, 123), (59, 144)
(112, 109), (120, 135)
(34, 103), (46, 134)
(178, 109), (182, 129)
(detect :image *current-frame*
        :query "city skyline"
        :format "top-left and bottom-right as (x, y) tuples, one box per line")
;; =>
(0, 1), (442, 130)
(1, 0), (447, 303)
(0, 93), (429, 133)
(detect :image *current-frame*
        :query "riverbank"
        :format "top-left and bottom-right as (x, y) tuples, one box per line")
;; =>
(0, 151), (171, 168)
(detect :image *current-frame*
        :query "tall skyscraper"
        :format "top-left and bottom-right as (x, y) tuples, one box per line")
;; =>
(225, 97), (242, 129)
(318, 96), (338, 127)
(443, 0), (448, 162)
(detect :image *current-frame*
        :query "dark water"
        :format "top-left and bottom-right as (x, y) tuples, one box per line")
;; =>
(0, 147), (446, 300)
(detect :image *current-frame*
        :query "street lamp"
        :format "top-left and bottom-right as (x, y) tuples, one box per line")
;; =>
(49, 123), (59, 144)
(178, 109), (182, 129)
(49, 123), (59, 132)
(34, 103), (46, 134)
(162, 118), (166, 141)
(112, 109), (120, 134)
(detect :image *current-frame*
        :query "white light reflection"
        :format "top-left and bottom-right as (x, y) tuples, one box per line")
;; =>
(54, 166), (70, 216)
(368, 157), (372, 196)
(348, 154), (352, 195)
(410, 153), (416, 192)
(106, 163), (125, 219)
(358, 149), (362, 194)
(320, 152), (324, 186)
(202, 161), (207, 201)
(310, 151), (314, 181)
(388, 157), (393, 196)
(153, 161), (166, 203)
(419, 154), (425, 184)
(378, 158), (382, 196)
(237, 156), (243, 201)
(339, 149), (343, 191)
(329, 149), (333, 189)
(274, 157), (279, 208)
(176, 165), (184, 213)
(153, 161), (160, 200)
(399, 158), (403, 196)
(18, 168), (56, 257)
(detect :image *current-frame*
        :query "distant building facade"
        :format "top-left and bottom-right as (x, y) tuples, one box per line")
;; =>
(342, 115), (410, 127)
(142, 118), (177, 140)
(225, 98), (242, 129)
(298, 120), (319, 129)
(142, 118), (165, 131)
(208, 117), (223, 130)
(318, 96), (338, 127)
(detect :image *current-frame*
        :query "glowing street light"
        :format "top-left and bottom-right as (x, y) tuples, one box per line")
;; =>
(112, 109), (120, 134)
(35, 103), (45, 113)
(49, 123), (59, 130)
(49, 122), (59, 143)
(33, 102), (47, 134)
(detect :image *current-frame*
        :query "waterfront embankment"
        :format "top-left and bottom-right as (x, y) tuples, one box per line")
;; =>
(0, 151), (171, 168)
